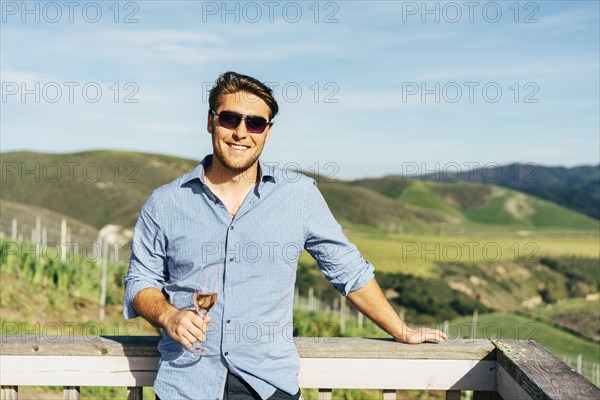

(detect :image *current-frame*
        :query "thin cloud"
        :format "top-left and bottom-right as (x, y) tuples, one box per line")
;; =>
(0, 67), (40, 84)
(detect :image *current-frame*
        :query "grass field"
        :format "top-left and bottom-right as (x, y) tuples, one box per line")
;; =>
(533, 296), (600, 315)
(329, 230), (600, 276)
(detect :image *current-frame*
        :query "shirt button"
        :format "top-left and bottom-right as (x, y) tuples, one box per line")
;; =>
(226, 319), (231, 324)
(230, 226), (234, 230)
(228, 257), (234, 262)
(227, 287), (232, 293)
(224, 352), (229, 356)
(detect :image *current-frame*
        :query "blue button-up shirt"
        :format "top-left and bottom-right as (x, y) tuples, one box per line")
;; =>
(124, 155), (375, 400)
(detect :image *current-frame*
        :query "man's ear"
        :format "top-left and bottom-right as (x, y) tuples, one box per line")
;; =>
(207, 112), (215, 135)
(264, 125), (272, 143)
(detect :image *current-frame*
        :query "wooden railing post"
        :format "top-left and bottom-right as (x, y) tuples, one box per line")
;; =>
(127, 386), (143, 400)
(1, 386), (18, 400)
(318, 388), (332, 400)
(62, 386), (80, 400)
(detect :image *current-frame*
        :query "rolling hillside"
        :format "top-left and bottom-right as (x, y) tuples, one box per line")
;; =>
(416, 163), (600, 220)
(1, 151), (598, 235)
(347, 178), (599, 233)
(1, 151), (197, 229)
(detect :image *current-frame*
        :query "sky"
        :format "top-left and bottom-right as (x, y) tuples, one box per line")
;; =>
(1, 0), (599, 179)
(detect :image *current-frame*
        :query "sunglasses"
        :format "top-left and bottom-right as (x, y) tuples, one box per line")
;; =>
(209, 109), (272, 134)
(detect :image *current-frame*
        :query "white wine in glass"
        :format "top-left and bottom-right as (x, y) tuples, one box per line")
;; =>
(183, 263), (219, 356)
(194, 292), (217, 315)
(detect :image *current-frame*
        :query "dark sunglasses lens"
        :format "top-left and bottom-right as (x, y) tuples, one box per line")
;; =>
(245, 117), (268, 133)
(218, 112), (242, 129)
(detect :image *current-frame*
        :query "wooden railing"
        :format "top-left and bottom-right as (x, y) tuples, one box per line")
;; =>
(1, 336), (599, 399)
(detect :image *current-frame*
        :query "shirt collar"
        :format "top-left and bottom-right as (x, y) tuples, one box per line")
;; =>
(182, 155), (277, 191)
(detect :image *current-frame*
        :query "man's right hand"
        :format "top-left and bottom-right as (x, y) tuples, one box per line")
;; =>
(161, 309), (212, 348)
(132, 288), (212, 349)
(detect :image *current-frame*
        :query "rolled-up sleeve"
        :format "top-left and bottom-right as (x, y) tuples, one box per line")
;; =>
(302, 180), (375, 296)
(123, 194), (168, 319)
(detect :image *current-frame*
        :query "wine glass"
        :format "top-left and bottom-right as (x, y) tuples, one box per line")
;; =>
(181, 263), (220, 356)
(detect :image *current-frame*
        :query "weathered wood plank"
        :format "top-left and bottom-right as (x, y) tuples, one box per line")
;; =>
(317, 388), (332, 400)
(493, 339), (600, 400)
(1, 356), (160, 386)
(62, 386), (79, 400)
(1, 355), (496, 390)
(497, 365), (533, 400)
(0, 336), (161, 357)
(127, 386), (143, 400)
(0, 386), (18, 400)
(297, 338), (494, 360)
(299, 358), (495, 390)
(0, 336), (494, 360)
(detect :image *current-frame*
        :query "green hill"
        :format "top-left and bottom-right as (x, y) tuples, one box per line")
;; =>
(352, 178), (599, 233)
(418, 163), (600, 220)
(2, 151), (598, 235)
(0, 150), (197, 229)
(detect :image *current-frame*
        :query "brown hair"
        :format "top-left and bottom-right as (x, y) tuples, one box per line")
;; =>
(208, 71), (279, 120)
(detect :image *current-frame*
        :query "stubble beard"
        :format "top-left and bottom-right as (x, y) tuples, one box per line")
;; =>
(214, 142), (261, 175)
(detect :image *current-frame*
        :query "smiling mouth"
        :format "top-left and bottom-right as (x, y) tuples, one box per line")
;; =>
(228, 143), (250, 151)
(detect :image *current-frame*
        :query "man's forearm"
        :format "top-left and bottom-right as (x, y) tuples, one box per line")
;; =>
(347, 278), (448, 344)
(133, 287), (178, 328)
(346, 278), (409, 342)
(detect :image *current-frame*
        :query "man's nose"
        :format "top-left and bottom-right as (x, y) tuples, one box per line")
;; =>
(231, 120), (249, 139)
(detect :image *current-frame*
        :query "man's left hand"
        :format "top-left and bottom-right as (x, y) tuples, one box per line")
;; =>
(395, 326), (448, 344)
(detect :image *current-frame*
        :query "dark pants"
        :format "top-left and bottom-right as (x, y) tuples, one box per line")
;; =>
(156, 372), (301, 400)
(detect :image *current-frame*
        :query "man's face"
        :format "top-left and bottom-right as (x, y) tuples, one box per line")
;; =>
(207, 92), (272, 174)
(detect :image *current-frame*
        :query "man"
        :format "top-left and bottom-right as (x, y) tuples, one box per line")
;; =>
(124, 71), (448, 400)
